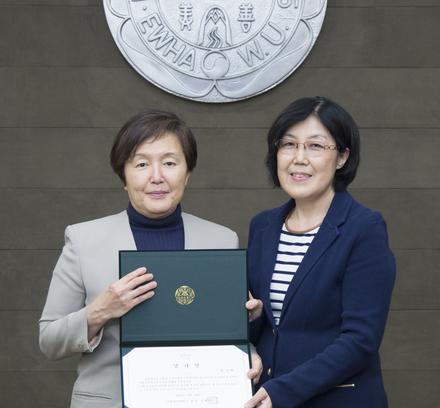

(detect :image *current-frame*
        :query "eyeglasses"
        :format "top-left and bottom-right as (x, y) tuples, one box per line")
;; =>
(276, 138), (339, 157)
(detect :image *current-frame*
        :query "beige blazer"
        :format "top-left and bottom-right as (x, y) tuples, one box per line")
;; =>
(39, 210), (239, 408)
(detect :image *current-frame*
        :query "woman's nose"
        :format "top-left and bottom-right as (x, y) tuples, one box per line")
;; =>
(150, 164), (164, 183)
(293, 144), (308, 164)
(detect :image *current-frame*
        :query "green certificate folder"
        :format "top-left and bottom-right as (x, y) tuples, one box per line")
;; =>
(119, 249), (248, 345)
(119, 250), (252, 408)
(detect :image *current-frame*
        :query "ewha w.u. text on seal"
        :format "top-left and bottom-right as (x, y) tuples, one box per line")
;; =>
(104, 0), (327, 103)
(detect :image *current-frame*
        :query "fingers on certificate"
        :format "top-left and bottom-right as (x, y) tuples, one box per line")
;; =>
(244, 387), (272, 408)
(87, 267), (157, 335)
(246, 292), (263, 322)
(247, 349), (263, 384)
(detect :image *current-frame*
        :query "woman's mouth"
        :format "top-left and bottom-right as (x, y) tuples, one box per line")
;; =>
(290, 172), (311, 182)
(148, 191), (168, 199)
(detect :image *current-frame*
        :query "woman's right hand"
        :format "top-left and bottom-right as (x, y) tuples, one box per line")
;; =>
(86, 267), (157, 341)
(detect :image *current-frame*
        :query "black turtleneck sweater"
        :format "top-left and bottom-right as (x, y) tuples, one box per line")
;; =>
(127, 203), (184, 250)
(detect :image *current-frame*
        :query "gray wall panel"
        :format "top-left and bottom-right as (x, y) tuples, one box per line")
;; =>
(0, 372), (438, 408)
(383, 370), (440, 408)
(0, 371), (75, 407)
(1, 1), (438, 406)
(2, 247), (438, 312)
(0, 311), (78, 370)
(0, 189), (127, 249)
(1, 68), (440, 128)
(1, 1), (439, 7)
(2, 128), (440, 189)
(331, 1), (440, 6)
(381, 311), (440, 370)
(0, 1), (98, 4)
(0, 5), (122, 67)
(6, 309), (439, 372)
(2, 6), (439, 68)
(350, 189), (440, 250)
(3, 250), (438, 311)
(0, 128), (119, 189)
(306, 7), (440, 67)
(352, 129), (440, 189)
(0, 250), (59, 310)
(3, 309), (439, 369)
(0, 127), (268, 189)
(187, 189), (440, 249)
(392, 250), (440, 310)
(2, 189), (436, 249)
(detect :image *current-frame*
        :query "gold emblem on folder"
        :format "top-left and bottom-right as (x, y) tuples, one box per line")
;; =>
(175, 285), (195, 305)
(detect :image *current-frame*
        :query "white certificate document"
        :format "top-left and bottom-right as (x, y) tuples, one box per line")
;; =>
(122, 345), (252, 408)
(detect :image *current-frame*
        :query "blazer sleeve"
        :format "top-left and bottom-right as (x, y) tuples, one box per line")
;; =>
(263, 212), (396, 408)
(39, 226), (102, 360)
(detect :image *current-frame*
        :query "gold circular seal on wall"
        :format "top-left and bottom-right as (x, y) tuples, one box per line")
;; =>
(175, 285), (196, 305)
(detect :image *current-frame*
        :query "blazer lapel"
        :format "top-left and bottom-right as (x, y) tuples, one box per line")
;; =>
(182, 212), (196, 249)
(279, 192), (353, 324)
(114, 210), (136, 250)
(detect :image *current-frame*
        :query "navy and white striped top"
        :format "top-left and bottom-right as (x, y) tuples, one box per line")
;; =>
(270, 224), (320, 325)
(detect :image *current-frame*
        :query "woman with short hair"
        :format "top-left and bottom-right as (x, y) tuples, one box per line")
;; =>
(245, 97), (396, 408)
(39, 110), (239, 407)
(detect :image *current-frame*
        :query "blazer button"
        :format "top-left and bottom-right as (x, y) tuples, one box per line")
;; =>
(267, 368), (272, 376)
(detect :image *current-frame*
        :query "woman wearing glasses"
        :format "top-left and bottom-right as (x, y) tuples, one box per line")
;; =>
(244, 97), (396, 408)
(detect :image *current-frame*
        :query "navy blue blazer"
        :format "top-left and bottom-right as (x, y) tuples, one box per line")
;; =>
(248, 192), (395, 408)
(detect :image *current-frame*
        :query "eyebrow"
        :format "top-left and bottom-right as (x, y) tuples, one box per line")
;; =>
(283, 132), (329, 140)
(132, 152), (181, 159)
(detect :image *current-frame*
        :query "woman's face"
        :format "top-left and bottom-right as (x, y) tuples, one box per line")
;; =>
(277, 115), (349, 204)
(124, 133), (190, 219)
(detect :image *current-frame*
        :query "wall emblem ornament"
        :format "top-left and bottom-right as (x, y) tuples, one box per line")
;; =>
(104, 0), (327, 103)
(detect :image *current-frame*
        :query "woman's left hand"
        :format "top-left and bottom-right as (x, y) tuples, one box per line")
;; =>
(247, 346), (263, 384)
(245, 292), (263, 322)
(244, 387), (272, 408)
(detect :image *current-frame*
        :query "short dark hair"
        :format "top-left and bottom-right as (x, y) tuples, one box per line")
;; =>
(266, 96), (360, 191)
(110, 110), (197, 183)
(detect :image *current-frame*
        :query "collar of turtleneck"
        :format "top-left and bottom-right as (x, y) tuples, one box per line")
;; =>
(126, 202), (185, 251)
(127, 202), (183, 229)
